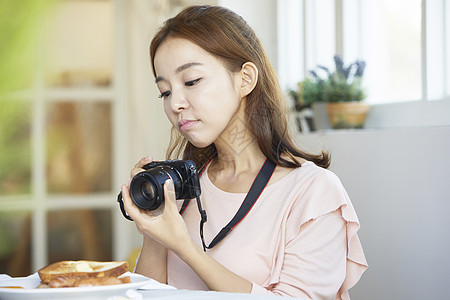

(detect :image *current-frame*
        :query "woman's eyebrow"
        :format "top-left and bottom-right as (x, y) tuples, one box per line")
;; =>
(155, 62), (203, 83)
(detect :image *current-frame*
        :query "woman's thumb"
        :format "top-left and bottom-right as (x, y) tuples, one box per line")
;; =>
(163, 179), (177, 208)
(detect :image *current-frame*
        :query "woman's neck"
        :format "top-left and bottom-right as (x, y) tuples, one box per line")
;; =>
(207, 137), (267, 193)
(211, 110), (265, 175)
(212, 144), (265, 173)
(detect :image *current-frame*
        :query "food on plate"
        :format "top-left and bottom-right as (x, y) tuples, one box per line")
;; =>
(37, 260), (129, 288)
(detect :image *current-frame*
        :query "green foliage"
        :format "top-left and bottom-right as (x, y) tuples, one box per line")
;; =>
(0, 0), (54, 194)
(301, 77), (327, 104)
(0, 212), (30, 256)
(292, 55), (367, 106)
(0, 100), (32, 194)
(0, 0), (53, 94)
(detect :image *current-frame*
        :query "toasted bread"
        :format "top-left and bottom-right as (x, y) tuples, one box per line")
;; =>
(36, 275), (131, 288)
(74, 276), (130, 287)
(37, 260), (129, 286)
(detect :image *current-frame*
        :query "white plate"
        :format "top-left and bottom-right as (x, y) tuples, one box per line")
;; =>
(0, 272), (152, 300)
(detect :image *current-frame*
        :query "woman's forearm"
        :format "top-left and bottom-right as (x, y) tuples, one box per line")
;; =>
(175, 239), (252, 293)
(134, 235), (167, 283)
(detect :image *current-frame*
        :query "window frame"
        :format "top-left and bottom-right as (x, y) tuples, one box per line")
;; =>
(277, 0), (450, 129)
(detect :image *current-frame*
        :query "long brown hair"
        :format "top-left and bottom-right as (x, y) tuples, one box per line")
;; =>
(150, 5), (330, 169)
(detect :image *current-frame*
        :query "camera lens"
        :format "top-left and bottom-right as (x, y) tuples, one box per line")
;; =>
(130, 170), (167, 211)
(128, 161), (200, 211)
(129, 166), (182, 211)
(141, 182), (155, 199)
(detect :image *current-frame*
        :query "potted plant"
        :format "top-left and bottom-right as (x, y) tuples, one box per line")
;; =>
(292, 55), (370, 129)
(288, 86), (316, 133)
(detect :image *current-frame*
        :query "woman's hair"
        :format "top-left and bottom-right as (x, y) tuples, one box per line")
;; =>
(150, 5), (330, 169)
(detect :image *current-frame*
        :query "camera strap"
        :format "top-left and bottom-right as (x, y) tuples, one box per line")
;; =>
(180, 157), (276, 251)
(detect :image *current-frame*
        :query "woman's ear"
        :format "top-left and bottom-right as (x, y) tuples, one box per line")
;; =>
(239, 62), (258, 97)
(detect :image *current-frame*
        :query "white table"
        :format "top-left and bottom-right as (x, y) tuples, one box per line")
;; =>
(137, 289), (305, 299)
(0, 273), (306, 300)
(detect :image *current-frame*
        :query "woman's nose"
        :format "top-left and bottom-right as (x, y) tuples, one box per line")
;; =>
(170, 90), (189, 112)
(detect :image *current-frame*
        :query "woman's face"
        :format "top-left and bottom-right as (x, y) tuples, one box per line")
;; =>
(153, 37), (242, 148)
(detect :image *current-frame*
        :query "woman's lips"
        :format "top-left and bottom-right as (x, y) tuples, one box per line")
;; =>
(178, 119), (198, 131)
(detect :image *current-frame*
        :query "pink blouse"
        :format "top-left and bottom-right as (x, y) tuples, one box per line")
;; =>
(167, 161), (368, 300)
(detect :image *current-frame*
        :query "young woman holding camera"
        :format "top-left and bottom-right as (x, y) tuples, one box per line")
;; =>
(120, 5), (367, 300)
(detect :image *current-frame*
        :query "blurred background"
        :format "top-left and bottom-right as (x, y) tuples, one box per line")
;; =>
(0, 0), (449, 299)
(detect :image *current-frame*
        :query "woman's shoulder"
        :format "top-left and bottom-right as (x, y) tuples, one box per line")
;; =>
(270, 159), (343, 190)
(267, 160), (351, 220)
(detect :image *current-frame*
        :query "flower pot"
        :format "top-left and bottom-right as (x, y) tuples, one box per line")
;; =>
(325, 102), (370, 129)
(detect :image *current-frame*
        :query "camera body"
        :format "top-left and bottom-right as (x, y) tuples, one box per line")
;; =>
(129, 159), (201, 211)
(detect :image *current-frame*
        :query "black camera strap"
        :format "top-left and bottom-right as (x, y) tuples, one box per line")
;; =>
(181, 157), (276, 251)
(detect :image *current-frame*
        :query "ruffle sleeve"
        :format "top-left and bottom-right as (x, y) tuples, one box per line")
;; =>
(315, 170), (368, 300)
(250, 165), (368, 300)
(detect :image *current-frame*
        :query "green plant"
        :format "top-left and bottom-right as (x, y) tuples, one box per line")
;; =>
(0, 0), (54, 95)
(292, 55), (366, 106)
(0, 0), (54, 195)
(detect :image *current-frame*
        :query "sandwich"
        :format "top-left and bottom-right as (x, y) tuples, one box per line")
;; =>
(37, 260), (130, 288)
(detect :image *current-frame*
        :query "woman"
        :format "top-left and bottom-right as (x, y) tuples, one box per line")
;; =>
(121, 5), (367, 300)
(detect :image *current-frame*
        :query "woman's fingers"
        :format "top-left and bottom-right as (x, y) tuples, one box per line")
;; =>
(136, 156), (153, 168)
(121, 184), (154, 234)
(131, 156), (153, 178)
(163, 179), (177, 210)
(121, 184), (137, 219)
(122, 178), (190, 251)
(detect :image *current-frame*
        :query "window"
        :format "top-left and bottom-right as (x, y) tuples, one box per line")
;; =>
(0, 0), (129, 276)
(278, 0), (450, 127)
(345, 0), (422, 103)
(425, 0), (450, 101)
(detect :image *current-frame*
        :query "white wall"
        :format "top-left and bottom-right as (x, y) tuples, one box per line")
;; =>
(298, 127), (450, 299)
(219, 0), (278, 71)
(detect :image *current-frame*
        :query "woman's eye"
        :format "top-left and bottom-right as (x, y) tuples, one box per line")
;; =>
(158, 91), (171, 99)
(185, 78), (201, 86)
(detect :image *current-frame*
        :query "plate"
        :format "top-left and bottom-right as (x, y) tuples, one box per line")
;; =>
(0, 272), (152, 300)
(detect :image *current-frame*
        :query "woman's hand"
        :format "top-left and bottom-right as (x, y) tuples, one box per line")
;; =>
(121, 157), (192, 252)
(126, 156), (164, 219)
(129, 156), (152, 182)
(124, 156), (169, 282)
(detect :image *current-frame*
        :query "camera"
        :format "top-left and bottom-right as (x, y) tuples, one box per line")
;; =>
(127, 159), (201, 211)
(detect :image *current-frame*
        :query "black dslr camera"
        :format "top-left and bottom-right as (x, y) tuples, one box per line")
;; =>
(117, 160), (201, 220)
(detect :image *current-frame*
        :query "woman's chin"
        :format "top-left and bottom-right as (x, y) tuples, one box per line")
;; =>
(189, 140), (213, 148)
(181, 131), (216, 148)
